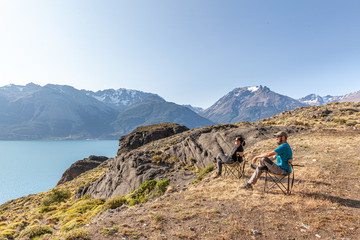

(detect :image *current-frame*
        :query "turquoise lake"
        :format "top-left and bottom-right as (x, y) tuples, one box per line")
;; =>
(0, 140), (118, 205)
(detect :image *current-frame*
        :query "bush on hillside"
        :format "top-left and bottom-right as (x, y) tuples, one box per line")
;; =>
(103, 196), (127, 210)
(193, 165), (214, 184)
(42, 189), (71, 206)
(20, 225), (52, 238)
(64, 229), (90, 240)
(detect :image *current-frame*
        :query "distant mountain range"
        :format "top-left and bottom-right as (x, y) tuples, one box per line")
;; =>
(200, 86), (360, 123)
(0, 83), (213, 140)
(0, 83), (359, 140)
(298, 94), (342, 106)
(82, 88), (163, 111)
(297, 91), (360, 106)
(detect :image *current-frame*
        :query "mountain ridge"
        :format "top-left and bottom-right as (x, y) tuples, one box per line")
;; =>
(201, 85), (306, 123)
(1, 83), (360, 140)
(0, 83), (213, 140)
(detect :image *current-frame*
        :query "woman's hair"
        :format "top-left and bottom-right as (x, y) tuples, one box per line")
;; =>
(235, 135), (246, 146)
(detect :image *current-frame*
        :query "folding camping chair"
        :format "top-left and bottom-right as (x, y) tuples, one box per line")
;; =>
(263, 159), (295, 195)
(223, 153), (246, 179)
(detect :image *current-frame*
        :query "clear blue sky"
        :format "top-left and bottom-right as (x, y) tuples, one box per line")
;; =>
(0, 0), (359, 108)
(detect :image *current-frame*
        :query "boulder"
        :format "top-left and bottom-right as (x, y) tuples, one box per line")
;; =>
(117, 123), (189, 155)
(57, 155), (108, 186)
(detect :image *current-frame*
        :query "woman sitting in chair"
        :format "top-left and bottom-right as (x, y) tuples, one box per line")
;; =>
(213, 136), (245, 179)
(241, 131), (292, 189)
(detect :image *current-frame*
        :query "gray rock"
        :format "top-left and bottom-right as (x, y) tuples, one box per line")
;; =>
(77, 124), (305, 200)
(57, 155), (108, 185)
(301, 223), (310, 230)
(117, 123), (189, 155)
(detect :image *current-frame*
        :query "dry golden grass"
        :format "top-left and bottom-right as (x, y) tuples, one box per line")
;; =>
(259, 102), (360, 130)
(80, 129), (359, 239)
(0, 165), (109, 239)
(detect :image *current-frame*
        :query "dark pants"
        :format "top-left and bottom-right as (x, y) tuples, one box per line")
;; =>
(248, 157), (288, 185)
(216, 153), (236, 174)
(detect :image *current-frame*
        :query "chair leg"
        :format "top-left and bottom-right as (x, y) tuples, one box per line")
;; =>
(222, 162), (245, 180)
(264, 172), (268, 192)
(264, 173), (291, 195)
(287, 175), (290, 195)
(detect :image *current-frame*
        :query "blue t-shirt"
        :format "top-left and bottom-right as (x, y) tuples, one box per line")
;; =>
(274, 142), (293, 173)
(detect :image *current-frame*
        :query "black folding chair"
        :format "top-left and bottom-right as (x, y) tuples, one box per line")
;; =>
(223, 153), (246, 179)
(264, 160), (295, 195)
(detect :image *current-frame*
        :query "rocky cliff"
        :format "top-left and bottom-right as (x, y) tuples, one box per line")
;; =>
(57, 155), (109, 186)
(117, 123), (189, 155)
(77, 123), (305, 199)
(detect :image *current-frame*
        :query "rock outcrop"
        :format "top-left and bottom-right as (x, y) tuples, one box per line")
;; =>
(76, 123), (305, 200)
(57, 155), (109, 186)
(117, 123), (189, 155)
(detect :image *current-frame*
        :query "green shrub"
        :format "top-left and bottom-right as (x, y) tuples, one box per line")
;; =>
(20, 225), (52, 238)
(61, 218), (86, 232)
(81, 195), (91, 200)
(104, 179), (171, 209)
(137, 180), (157, 196)
(103, 196), (127, 210)
(64, 229), (90, 240)
(102, 225), (119, 235)
(0, 229), (17, 239)
(193, 165), (214, 183)
(128, 180), (156, 206)
(42, 189), (71, 206)
(150, 213), (164, 222)
(151, 155), (163, 164)
(346, 121), (357, 126)
(39, 205), (57, 213)
(154, 179), (170, 196)
(332, 118), (347, 124)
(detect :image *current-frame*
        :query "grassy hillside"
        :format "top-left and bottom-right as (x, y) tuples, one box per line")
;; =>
(0, 102), (359, 239)
(259, 101), (360, 129)
(80, 130), (360, 239)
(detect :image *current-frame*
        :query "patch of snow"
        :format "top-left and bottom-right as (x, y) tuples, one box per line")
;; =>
(109, 96), (120, 104)
(303, 99), (321, 105)
(93, 96), (106, 102)
(248, 86), (260, 92)
(121, 100), (130, 105)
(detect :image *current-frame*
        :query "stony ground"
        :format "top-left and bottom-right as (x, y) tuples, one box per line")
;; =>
(82, 129), (360, 240)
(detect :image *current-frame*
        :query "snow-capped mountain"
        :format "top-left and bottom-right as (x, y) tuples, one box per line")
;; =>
(340, 90), (360, 103)
(201, 86), (306, 123)
(0, 83), (42, 100)
(182, 105), (204, 114)
(298, 94), (345, 106)
(83, 88), (164, 111)
(298, 94), (327, 106)
(0, 83), (213, 140)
